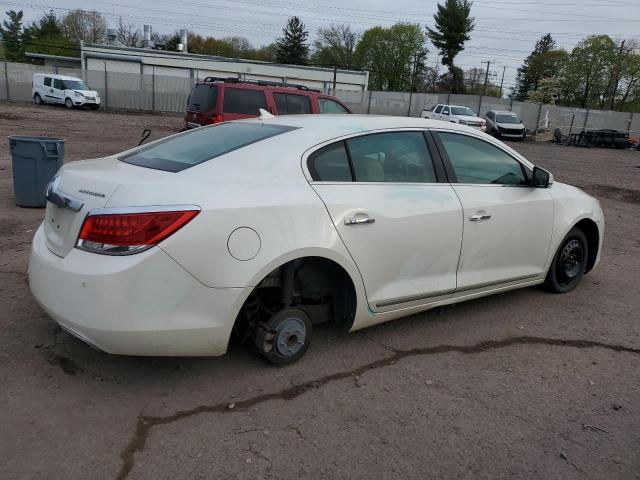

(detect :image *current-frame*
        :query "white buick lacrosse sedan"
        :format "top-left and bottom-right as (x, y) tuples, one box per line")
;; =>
(29, 114), (604, 364)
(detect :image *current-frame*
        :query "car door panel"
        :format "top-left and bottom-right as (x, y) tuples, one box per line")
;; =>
(307, 130), (463, 311)
(434, 131), (554, 289)
(314, 184), (463, 309)
(452, 185), (553, 288)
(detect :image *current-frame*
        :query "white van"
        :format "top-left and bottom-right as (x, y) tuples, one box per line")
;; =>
(32, 73), (101, 109)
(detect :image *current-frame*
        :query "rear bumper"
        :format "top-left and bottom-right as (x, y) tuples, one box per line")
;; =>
(28, 225), (246, 356)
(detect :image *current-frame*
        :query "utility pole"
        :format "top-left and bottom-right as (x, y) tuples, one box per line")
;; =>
(610, 40), (625, 111)
(478, 60), (491, 114)
(332, 65), (337, 95)
(499, 65), (506, 98)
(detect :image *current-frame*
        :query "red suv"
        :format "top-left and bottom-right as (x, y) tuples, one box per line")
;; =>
(184, 77), (352, 129)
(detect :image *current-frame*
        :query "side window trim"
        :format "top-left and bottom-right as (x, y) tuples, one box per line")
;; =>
(423, 130), (448, 183)
(306, 129), (453, 184)
(432, 130), (531, 186)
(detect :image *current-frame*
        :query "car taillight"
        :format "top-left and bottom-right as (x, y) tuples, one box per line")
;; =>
(76, 208), (200, 255)
(212, 114), (223, 124)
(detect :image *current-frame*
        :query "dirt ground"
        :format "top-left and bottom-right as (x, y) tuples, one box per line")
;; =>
(1, 102), (639, 480)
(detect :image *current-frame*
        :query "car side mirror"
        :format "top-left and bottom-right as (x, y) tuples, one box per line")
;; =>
(532, 166), (553, 188)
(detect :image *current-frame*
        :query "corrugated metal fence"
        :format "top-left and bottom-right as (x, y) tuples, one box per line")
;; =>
(1, 61), (636, 135)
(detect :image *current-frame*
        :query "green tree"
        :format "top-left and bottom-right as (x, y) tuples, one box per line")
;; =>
(514, 34), (555, 100)
(426, 0), (474, 93)
(527, 77), (560, 104)
(0, 10), (25, 61)
(609, 40), (640, 110)
(22, 11), (76, 57)
(312, 24), (358, 68)
(355, 23), (427, 91)
(276, 16), (309, 65)
(253, 43), (278, 62)
(561, 35), (616, 108)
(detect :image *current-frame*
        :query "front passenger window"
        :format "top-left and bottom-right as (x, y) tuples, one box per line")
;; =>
(437, 132), (527, 185)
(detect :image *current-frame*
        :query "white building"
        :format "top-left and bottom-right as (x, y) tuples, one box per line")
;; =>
(81, 43), (368, 93)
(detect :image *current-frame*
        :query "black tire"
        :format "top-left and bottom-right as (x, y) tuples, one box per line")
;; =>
(33, 93), (42, 105)
(254, 308), (312, 366)
(544, 228), (589, 293)
(64, 98), (73, 109)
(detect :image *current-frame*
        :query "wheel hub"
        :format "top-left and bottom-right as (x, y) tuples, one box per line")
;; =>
(560, 239), (584, 279)
(275, 318), (306, 357)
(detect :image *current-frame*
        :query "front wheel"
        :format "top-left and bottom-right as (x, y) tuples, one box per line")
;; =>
(254, 308), (312, 365)
(64, 98), (73, 109)
(544, 228), (588, 293)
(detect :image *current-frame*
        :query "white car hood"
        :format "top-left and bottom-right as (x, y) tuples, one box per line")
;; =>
(457, 115), (482, 122)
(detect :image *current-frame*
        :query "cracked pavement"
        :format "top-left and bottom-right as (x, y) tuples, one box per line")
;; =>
(1, 103), (639, 479)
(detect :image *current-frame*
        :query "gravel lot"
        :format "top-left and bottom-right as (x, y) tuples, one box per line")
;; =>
(1, 102), (639, 480)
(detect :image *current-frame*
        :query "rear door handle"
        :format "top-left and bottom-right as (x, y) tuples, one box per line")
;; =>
(345, 217), (375, 226)
(469, 214), (491, 222)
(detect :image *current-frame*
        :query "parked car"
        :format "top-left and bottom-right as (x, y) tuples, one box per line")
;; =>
(184, 77), (351, 129)
(29, 115), (604, 365)
(421, 104), (486, 131)
(485, 110), (527, 140)
(32, 73), (101, 109)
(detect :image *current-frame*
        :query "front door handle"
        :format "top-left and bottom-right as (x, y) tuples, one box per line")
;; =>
(345, 217), (375, 226)
(469, 214), (491, 222)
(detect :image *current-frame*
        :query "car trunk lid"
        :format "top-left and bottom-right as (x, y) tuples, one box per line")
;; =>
(43, 156), (168, 257)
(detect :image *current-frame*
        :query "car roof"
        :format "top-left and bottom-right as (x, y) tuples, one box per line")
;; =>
(238, 114), (478, 144)
(222, 114), (533, 170)
(35, 73), (83, 81)
(490, 110), (518, 115)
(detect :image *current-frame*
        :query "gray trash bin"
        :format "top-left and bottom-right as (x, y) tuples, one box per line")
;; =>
(8, 136), (65, 207)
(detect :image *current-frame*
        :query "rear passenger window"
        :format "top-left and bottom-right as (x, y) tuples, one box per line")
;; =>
(346, 132), (436, 183)
(308, 142), (352, 182)
(434, 105), (443, 113)
(44, 77), (51, 87)
(223, 88), (268, 115)
(273, 93), (311, 115)
(53, 79), (64, 89)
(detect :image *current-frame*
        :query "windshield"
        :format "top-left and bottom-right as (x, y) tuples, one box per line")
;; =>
(188, 84), (218, 112)
(496, 114), (522, 124)
(63, 80), (89, 90)
(120, 122), (298, 172)
(451, 107), (475, 116)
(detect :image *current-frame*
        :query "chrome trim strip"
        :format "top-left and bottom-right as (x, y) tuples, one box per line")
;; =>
(86, 204), (202, 216)
(375, 287), (456, 308)
(45, 176), (84, 212)
(374, 273), (542, 309)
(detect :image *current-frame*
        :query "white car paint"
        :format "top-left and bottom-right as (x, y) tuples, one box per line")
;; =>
(28, 115), (604, 357)
(421, 104), (487, 131)
(485, 110), (526, 139)
(32, 73), (101, 108)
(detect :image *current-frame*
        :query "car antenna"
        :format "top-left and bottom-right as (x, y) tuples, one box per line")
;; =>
(258, 108), (276, 120)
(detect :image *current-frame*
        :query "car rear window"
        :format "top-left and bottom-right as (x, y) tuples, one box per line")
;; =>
(188, 84), (218, 112)
(119, 122), (298, 172)
(223, 87), (268, 115)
